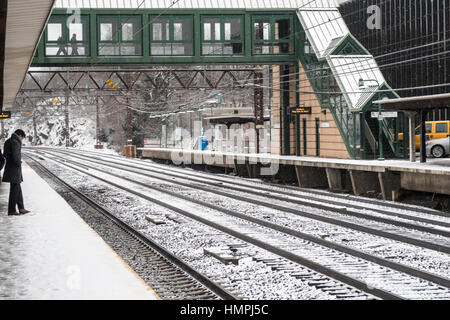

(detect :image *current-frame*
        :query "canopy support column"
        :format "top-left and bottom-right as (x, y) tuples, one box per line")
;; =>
(420, 110), (427, 163)
(406, 111), (416, 162)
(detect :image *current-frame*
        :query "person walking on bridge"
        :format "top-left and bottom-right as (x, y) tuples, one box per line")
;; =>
(3, 130), (30, 216)
(56, 36), (67, 56)
(70, 34), (79, 56)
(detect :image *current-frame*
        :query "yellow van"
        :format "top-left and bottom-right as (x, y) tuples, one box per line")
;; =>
(399, 121), (450, 151)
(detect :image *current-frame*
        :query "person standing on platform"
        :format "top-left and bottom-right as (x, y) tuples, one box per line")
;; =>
(3, 129), (30, 216)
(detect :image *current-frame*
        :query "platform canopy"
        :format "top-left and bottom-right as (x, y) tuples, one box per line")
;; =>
(328, 55), (388, 111)
(373, 93), (450, 112)
(1, 0), (55, 111)
(297, 6), (347, 60)
(205, 114), (270, 127)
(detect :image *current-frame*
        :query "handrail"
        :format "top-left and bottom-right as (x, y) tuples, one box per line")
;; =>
(364, 119), (378, 153)
(381, 119), (396, 153)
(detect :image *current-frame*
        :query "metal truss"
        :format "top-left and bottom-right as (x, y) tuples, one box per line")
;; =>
(20, 68), (260, 94)
(15, 94), (120, 115)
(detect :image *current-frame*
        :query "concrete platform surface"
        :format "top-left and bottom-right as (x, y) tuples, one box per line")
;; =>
(0, 163), (160, 300)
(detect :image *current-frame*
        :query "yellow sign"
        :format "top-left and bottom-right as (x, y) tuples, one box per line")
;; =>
(0, 111), (11, 119)
(289, 106), (312, 115)
(106, 79), (117, 89)
(52, 98), (61, 103)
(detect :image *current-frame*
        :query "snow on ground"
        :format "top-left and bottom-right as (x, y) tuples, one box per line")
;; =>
(3, 107), (97, 149)
(30, 151), (450, 299)
(0, 165), (159, 300)
(3, 109), (119, 154)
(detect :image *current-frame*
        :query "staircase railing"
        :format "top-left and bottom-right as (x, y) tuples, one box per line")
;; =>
(380, 118), (396, 154)
(364, 119), (378, 154)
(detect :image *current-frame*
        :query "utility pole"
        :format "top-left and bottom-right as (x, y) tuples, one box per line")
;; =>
(127, 105), (132, 143)
(65, 96), (70, 148)
(96, 96), (100, 145)
(33, 106), (38, 146)
(254, 67), (264, 154)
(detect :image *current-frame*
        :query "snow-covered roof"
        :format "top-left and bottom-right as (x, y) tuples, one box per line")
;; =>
(55, 0), (338, 9)
(296, 4), (394, 112)
(297, 7), (348, 60)
(327, 55), (387, 111)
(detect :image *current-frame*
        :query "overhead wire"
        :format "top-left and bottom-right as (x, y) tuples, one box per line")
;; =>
(31, 1), (450, 119)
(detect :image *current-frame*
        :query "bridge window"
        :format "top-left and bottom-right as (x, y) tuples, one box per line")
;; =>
(98, 16), (141, 56)
(150, 16), (193, 56)
(45, 15), (89, 56)
(201, 16), (243, 56)
(252, 16), (293, 55)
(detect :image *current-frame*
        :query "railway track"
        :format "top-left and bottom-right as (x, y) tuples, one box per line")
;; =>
(26, 149), (450, 299)
(40, 148), (450, 253)
(27, 152), (376, 300)
(43, 147), (449, 219)
(65, 150), (450, 231)
(25, 154), (239, 300)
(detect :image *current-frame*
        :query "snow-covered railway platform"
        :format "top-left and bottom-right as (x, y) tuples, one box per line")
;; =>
(0, 163), (160, 300)
(139, 147), (450, 201)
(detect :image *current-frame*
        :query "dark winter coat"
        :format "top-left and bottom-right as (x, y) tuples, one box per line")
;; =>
(2, 133), (23, 183)
(0, 149), (4, 171)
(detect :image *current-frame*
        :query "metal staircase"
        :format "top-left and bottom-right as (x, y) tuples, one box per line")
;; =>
(296, 1), (404, 159)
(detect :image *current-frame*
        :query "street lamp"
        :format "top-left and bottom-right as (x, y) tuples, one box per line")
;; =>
(359, 78), (384, 161)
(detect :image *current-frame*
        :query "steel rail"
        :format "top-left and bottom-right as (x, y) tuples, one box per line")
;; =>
(24, 153), (239, 301)
(31, 150), (450, 299)
(55, 149), (450, 231)
(30, 151), (404, 300)
(39, 148), (450, 255)
(49, 147), (449, 218)
(34, 149), (450, 290)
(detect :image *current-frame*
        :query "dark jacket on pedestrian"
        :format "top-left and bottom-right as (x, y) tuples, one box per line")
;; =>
(0, 149), (4, 171)
(2, 133), (23, 183)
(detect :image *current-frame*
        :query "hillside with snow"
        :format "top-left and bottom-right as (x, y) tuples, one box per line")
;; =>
(1, 110), (97, 149)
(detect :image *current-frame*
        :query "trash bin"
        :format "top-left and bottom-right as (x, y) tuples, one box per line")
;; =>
(198, 136), (208, 151)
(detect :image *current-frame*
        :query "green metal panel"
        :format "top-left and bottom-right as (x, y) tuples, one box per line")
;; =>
(282, 64), (290, 155)
(149, 14), (194, 56)
(315, 117), (320, 156)
(303, 117), (307, 155)
(200, 15), (244, 56)
(90, 12), (97, 59)
(32, 9), (299, 66)
(251, 14), (294, 56)
(244, 13), (252, 60)
(194, 12), (201, 60)
(142, 14), (150, 57)
(295, 63), (300, 156)
(97, 14), (142, 56)
(328, 34), (370, 56)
